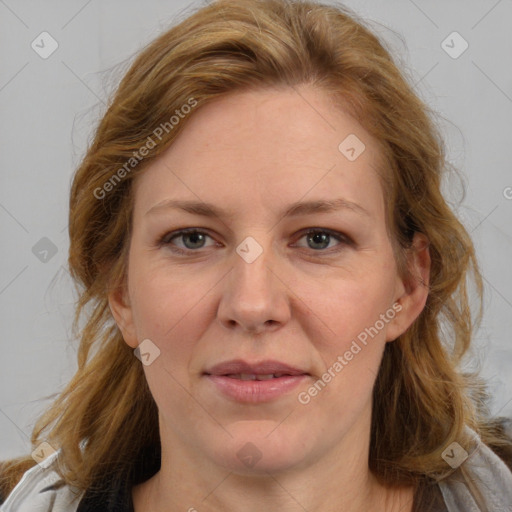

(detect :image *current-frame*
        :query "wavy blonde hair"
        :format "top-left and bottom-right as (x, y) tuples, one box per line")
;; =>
(2, 0), (510, 506)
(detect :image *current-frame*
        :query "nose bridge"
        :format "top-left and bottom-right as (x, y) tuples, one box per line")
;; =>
(232, 233), (276, 302)
(218, 232), (290, 331)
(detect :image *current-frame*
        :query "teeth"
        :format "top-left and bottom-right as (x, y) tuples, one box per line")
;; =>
(226, 373), (287, 380)
(255, 374), (276, 381)
(239, 373), (257, 381)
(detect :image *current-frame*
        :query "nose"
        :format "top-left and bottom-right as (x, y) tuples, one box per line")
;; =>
(217, 237), (291, 335)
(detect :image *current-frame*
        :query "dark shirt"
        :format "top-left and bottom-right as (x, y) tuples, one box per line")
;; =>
(76, 444), (161, 512)
(76, 476), (135, 512)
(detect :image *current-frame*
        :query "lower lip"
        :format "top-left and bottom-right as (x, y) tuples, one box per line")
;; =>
(205, 374), (309, 403)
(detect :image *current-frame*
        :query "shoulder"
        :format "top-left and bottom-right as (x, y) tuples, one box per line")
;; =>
(1, 441), (158, 512)
(0, 450), (84, 512)
(437, 418), (512, 511)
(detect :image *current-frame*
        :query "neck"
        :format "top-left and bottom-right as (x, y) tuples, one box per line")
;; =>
(133, 408), (415, 512)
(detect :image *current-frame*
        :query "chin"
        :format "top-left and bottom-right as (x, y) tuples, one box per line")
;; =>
(205, 423), (312, 475)
(218, 450), (308, 476)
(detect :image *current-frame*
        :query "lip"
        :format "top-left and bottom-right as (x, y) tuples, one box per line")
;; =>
(204, 359), (308, 377)
(203, 359), (310, 404)
(205, 374), (309, 403)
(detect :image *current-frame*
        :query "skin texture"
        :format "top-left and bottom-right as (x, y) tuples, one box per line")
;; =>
(109, 85), (431, 512)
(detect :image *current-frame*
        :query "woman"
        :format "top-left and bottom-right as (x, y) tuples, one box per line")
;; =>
(1, 0), (511, 510)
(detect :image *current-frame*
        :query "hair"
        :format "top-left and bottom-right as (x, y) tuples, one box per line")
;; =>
(1, 0), (511, 507)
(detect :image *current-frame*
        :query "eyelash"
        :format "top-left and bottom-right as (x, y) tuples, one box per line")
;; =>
(157, 227), (353, 256)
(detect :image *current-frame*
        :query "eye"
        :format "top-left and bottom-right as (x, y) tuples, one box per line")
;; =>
(293, 228), (352, 253)
(158, 228), (216, 254)
(158, 227), (352, 256)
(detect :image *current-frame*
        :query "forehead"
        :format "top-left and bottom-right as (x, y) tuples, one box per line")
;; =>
(132, 86), (386, 223)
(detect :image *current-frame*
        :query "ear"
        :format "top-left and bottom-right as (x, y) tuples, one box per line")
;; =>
(386, 232), (431, 342)
(108, 280), (139, 349)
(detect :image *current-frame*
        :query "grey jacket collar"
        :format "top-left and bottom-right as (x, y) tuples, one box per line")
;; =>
(438, 424), (512, 511)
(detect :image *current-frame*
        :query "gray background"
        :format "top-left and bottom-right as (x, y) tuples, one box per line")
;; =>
(1, 0), (511, 459)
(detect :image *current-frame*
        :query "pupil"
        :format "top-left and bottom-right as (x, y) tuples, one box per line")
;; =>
(185, 233), (204, 248)
(309, 232), (329, 250)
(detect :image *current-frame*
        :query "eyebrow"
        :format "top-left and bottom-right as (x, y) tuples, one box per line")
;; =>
(145, 197), (370, 220)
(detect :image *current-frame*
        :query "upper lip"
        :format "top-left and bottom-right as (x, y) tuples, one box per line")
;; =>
(204, 359), (309, 376)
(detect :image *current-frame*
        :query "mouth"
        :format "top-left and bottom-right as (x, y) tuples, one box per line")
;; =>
(203, 359), (310, 403)
(204, 358), (309, 377)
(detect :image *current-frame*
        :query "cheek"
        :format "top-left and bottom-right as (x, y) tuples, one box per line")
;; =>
(130, 270), (206, 413)
(129, 253), (199, 331)
(129, 263), (229, 377)
(300, 276), (396, 414)
(304, 271), (397, 346)
(298, 278), (393, 421)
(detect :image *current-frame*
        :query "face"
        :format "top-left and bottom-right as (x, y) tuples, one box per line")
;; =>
(109, 85), (429, 475)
